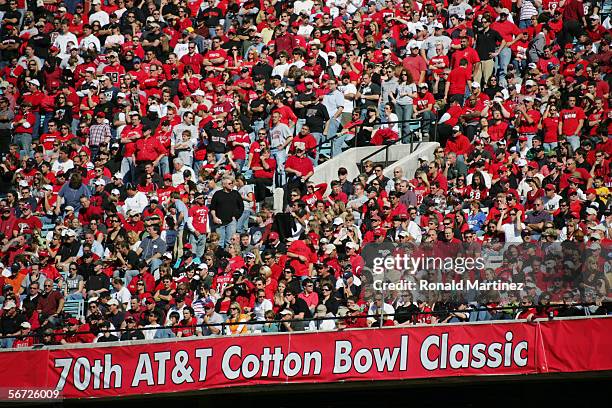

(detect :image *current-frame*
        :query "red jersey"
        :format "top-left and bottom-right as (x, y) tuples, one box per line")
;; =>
(560, 107), (586, 136)
(188, 205), (209, 234)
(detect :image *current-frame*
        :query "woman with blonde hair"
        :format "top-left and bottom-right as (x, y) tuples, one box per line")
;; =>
(226, 301), (249, 335)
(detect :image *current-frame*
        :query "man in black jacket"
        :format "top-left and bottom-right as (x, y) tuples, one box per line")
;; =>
(210, 176), (244, 248)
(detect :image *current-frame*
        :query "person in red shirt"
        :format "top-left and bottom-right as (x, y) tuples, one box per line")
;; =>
(445, 58), (471, 104)
(187, 192), (209, 258)
(516, 97), (541, 148)
(39, 120), (61, 152)
(251, 147), (276, 203)
(327, 180), (348, 205)
(14, 203), (42, 235)
(540, 103), (560, 151)
(413, 83), (436, 140)
(135, 125), (166, 178)
(284, 147), (314, 195)
(559, 95), (586, 151)
(60, 318), (96, 344)
(203, 37), (228, 69)
(226, 121), (250, 170)
(290, 124), (317, 163)
(180, 42), (205, 75)
(402, 41), (427, 84)
(11, 102), (36, 158)
(450, 36), (480, 72)
(445, 126), (472, 175)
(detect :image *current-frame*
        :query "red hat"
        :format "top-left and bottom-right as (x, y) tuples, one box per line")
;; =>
(518, 136), (528, 142)
(565, 44), (574, 49)
(96, 112), (105, 118)
(586, 188), (597, 195)
(568, 177), (581, 184)
(545, 184), (556, 190)
(66, 318), (79, 325)
(204, 300), (215, 309)
(145, 296), (155, 304)
(38, 251), (49, 258)
(163, 173), (172, 180)
(527, 161), (539, 170)
(184, 243), (193, 250)
(4, 25), (14, 31)
(269, 232), (279, 240)
(500, 177), (510, 183)
(307, 232), (319, 244)
(50, 46), (59, 53)
(568, 189), (578, 195)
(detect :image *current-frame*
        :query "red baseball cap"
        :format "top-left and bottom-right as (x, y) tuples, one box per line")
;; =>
(527, 161), (539, 170)
(164, 174), (172, 180)
(545, 184), (556, 191)
(586, 188), (597, 195)
(269, 232), (279, 240)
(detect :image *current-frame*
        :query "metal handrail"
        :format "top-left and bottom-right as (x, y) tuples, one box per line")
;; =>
(357, 118), (426, 173)
(4, 302), (604, 343)
(303, 117), (433, 163)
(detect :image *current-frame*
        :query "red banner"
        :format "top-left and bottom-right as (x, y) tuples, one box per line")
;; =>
(0, 318), (610, 399)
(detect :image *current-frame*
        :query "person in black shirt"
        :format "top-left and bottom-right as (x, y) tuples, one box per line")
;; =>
(96, 321), (120, 343)
(282, 289), (312, 321)
(474, 17), (504, 87)
(142, 23), (163, 57)
(0, 25), (22, 63)
(120, 316), (145, 340)
(305, 96), (330, 136)
(210, 176), (244, 248)
(29, 24), (52, 61)
(198, 0), (224, 35)
(295, 79), (317, 121)
(86, 261), (111, 297)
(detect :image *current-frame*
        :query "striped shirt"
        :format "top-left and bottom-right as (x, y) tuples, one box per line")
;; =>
(520, 0), (538, 21)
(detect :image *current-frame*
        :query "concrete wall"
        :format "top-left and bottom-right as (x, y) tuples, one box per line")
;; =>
(272, 142), (438, 211)
(382, 142), (440, 180)
(310, 144), (423, 189)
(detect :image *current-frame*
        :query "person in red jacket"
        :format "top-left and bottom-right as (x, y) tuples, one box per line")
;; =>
(445, 126), (472, 175)
(59, 318), (96, 344)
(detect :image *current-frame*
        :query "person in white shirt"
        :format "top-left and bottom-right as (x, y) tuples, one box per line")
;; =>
(252, 289), (273, 322)
(368, 294), (395, 322)
(294, 0), (314, 15)
(53, 20), (79, 58)
(51, 147), (75, 173)
(327, 52), (342, 77)
(171, 158), (196, 187)
(111, 277), (132, 308)
(542, 184), (562, 212)
(89, 0), (110, 27)
(123, 184), (149, 214)
(80, 24), (101, 52)
(308, 304), (336, 331)
(496, 208), (524, 243)
(271, 51), (291, 78)
(338, 74), (357, 124)
(324, 79), (346, 157)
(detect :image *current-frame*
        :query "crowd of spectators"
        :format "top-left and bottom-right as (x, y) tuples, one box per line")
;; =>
(0, 0), (611, 347)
